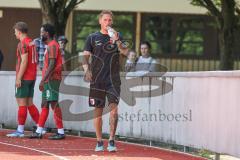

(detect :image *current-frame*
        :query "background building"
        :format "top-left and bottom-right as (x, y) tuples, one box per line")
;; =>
(1, 0), (239, 71)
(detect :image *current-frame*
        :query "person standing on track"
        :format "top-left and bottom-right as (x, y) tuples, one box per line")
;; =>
(83, 10), (128, 152)
(30, 24), (65, 140)
(7, 22), (40, 138)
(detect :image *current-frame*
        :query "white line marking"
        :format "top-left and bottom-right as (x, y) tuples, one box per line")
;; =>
(0, 141), (70, 160)
(34, 148), (124, 151)
(35, 148), (93, 150)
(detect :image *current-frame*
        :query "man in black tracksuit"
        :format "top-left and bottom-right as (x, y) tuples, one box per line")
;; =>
(82, 10), (128, 152)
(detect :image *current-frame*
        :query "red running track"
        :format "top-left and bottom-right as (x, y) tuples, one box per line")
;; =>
(0, 129), (205, 160)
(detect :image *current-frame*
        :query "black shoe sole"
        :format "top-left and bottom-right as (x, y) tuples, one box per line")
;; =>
(48, 137), (65, 140)
(48, 136), (65, 140)
(27, 133), (43, 139)
(29, 136), (42, 139)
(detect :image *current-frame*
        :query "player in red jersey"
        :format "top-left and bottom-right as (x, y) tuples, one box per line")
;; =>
(30, 24), (65, 140)
(7, 22), (40, 137)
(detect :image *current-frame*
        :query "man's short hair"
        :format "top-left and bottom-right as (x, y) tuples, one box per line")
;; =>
(98, 10), (114, 19)
(13, 22), (28, 33)
(58, 35), (68, 44)
(42, 23), (55, 38)
(141, 41), (152, 50)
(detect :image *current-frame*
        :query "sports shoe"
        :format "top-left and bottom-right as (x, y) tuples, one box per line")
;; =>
(107, 140), (117, 152)
(48, 133), (65, 140)
(29, 132), (42, 139)
(95, 141), (104, 152)
(6, 131), (24, 138)
(32, 126), (47, 135)
(41, 128), (47, 135)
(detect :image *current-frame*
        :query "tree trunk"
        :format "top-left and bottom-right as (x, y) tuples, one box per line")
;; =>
(38, 0), (85, 37)
(219, 0), (236, 70)
(219, 29), (234, 70)
(40, 5), (67, 36)
(54, 17), (68, 36)
(190, 0), (238, 70)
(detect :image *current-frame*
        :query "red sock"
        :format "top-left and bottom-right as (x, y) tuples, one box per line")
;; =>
(18, 106), (27, 125)
(28, 104), (40, 124)
(53, 106), (63, 129)
(38, 107), (49, 127)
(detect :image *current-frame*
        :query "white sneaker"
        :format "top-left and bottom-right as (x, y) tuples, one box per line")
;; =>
(41, 128), (47, 135)
(6, 131), (24, 138)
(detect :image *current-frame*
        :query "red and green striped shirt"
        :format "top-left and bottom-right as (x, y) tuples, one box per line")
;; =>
(16, 37), (37, 80)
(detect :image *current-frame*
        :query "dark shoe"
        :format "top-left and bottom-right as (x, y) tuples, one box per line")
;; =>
(32, 126), (37, 133)
(29, 132), (42, 139)
(32, 126), (47, 135)
(48, 133), (65, 140)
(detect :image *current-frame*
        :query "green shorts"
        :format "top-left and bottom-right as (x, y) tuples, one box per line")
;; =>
(15, 80), (35, 98)
(42, 80), (61, 101)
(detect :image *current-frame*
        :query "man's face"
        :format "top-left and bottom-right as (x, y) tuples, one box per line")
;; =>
(99, 14), (113, 31)
(128, 51), (137, 61)
(40, 27), (48, 42)
(58, 40), (66, 49)
(14, 29), (21, 40)
(140, 44), (150, 57)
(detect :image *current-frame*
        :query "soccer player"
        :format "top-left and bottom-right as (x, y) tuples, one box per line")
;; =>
(30, 24), (65, 140)
(7, 22), (40, 137)
(83, 10), (128, 152)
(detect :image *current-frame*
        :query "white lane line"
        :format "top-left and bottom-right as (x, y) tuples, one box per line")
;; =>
(0, 141), (70, 160)
(34, 148), (124, 151)
(35, 148), (93, 150)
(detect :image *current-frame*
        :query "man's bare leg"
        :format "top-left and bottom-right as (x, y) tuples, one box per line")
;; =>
(94, 107), (103, 141)
(109, 103), (118, 140)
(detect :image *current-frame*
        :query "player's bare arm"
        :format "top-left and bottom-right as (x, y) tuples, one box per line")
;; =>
(39, 58), (56, 91)
(82, 50), (92, 81)
(111, 30), (129, 56)
(16, 53), (28, 88)
(116, 40), (129, 56)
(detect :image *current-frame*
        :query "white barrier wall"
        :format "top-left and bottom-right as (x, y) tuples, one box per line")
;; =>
(0, 71), (239, 158)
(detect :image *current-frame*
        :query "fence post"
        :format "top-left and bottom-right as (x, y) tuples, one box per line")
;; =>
(215, 153), (220, 160)
(0, 123), (4, 129)
(183, 146), (190, 152)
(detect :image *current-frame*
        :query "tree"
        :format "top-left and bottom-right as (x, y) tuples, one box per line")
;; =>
(39, 0), (85, 36)
(191, 0), (240, 70)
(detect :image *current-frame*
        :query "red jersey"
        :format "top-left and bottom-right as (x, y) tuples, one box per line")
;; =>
(16, 37), (37, 80)
(42, 40), (62, 82)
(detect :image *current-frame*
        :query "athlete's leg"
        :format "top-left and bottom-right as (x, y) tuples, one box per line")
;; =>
(94, 107), (104, 141)
(27, 97), (40, 124)
(108, 103), (118, 140)
(51, 101), (64, 134)
(16, 98), (28, 132)
(47, 101), (65, 140)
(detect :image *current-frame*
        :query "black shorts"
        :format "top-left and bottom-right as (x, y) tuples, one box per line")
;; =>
(89, 82), (120, 107)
